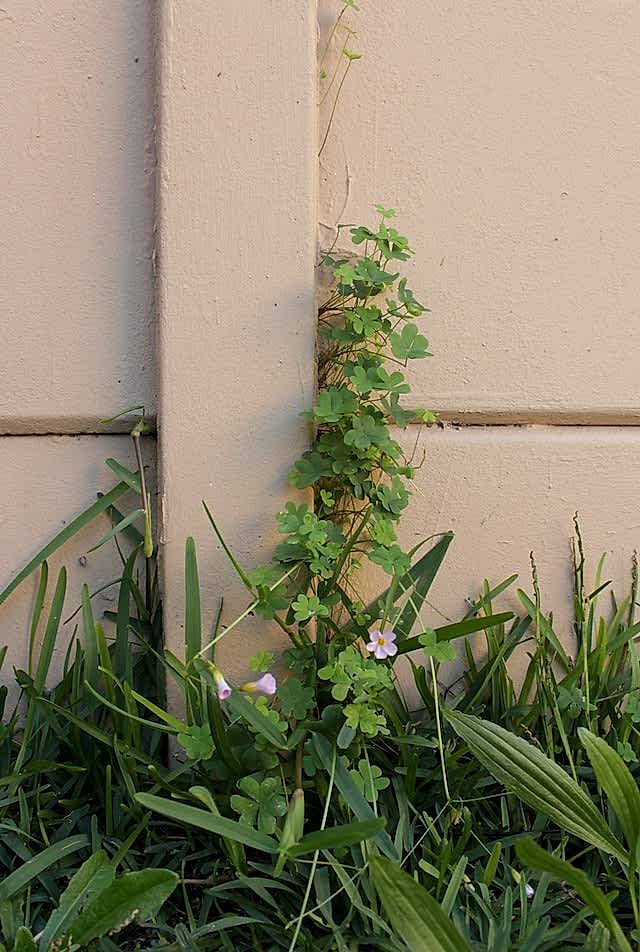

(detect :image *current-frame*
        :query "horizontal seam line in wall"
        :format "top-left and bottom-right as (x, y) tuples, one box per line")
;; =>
(0, 430), (158, 438)
(411, 413), (640, 427)
(421, 421), (640, 429)
(1, 423), (640, 436)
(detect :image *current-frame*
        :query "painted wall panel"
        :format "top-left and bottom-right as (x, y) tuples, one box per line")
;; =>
(0, 1), (155, 431)
(0, 436), (153, 690)
(156, 1), (318, 682)
(366, 425), (640, 703)
(319, 0), (640, 421)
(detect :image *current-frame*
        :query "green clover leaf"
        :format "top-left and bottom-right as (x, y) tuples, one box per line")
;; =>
(176, 724), (214, 762)
(397, 277), (429, 315)
(369, 544), (410, 576)
(250, 650), (275, 674)
(370, 517), (397, 548)
(310, 387), (359, 424)
(254, 584), (289, 620)
(390, 323), (431, 361)
(350, 759), (391, 801)
(278, 677), (315, 720)
(230, 776), (287, 834)
(292, 593), (330, 622)
(343, 703), (389, 737)
(617, 741), (638, 765)
(418, 629), (456, 663)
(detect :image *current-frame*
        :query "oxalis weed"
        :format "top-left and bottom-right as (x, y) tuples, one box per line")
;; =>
(2, 204), (640, 949)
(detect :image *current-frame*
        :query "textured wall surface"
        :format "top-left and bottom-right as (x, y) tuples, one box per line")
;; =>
(319, 0), (640, 422)
(0, 437), (153, 689)
(0, 1), (155, 431)
(156, 1), (318, 681)
(318, 0), (640, 665)
(0, 3), (154, 688)
(3, 1), (640, 693)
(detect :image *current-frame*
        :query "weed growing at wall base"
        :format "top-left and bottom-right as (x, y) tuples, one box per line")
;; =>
(0, 212), (639, 949)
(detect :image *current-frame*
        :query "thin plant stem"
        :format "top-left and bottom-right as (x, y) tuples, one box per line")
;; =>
(288, 746), (336, 950)
(319, 60), (352, 157)
(430, 655), (450, 802)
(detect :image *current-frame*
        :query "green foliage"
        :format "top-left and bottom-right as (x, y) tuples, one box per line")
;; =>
(2, 211), (640, 952)
(371, 856), (472, 952)
(230, 776), (287, 834)
(419, 628), (457, 662)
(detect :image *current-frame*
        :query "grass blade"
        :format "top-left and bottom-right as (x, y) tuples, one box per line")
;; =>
(34, 567), (67, 695)
(184, 537), (201, 662)
(516, 839), (632, 952)
(579, 728), (640, 854)
(370, 856), (472, 952)
(288, 818), (386, 856)
(81, 583), (99, 688)
(0, 835), (88, 903)
(87, 509), (144, 553)
(446, 711), (627, 862)
(312, 734), (397, 860)
(0, 482), (131, 605)
(398, 613), (514, 655)
(27, 562), (48, 677)
(135, 793), (278, 853)
(394, 533), (454, 639)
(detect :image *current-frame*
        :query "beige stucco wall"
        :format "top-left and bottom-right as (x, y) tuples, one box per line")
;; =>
(1, 1), (155, 432)
(0, 3), (154, 688)
(319, 0), (640, 656)
(320, 0), (640, 423)
(0, 437), (154, 687)
(2, 2), (640, 692)
(155, 0), (318, 683)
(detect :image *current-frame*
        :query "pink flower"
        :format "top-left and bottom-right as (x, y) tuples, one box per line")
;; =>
(212, 666), (232, 700)
(242, 673), (277, 695)
(366, 629), (398, 660)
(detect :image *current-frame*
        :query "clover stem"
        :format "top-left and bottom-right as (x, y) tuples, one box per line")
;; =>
(430, 655), (450, 802)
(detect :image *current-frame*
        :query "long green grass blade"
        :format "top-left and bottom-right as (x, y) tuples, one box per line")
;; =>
(88, 509), (144, 553)
(579, 728), (640, 854)
(184, 537), (201, 662)
(34, 567), (67, 695)
(27, 562), (48, 677)
(370, 856), (472, 952)
(0, 482), (131, 605)
(0, 835), (88, 903)
(228, 692), (286, 749)
(446, 711), (627, 861)
(135, 794), (278, 853)
(517, 589), (570, 670)
(398, 613), (514, 655)
(104, 458), (141, 493)
(312, 734), (397, 859)
(81, 583), (98, 688)
(115, 548), (138, 681)
(288, 818), (386, 856)
(516, 839), (632, 952)
(394, 533), (454, 639)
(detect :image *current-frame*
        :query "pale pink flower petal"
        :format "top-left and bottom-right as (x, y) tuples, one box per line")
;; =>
(213, 668), (232, 700)
(242, 672), (277, 695)
(367, 629), (398, 660)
